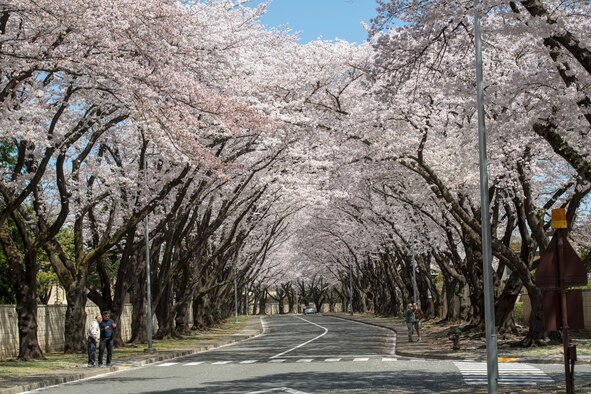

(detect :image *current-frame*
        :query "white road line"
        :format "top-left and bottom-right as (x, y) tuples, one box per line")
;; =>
(296, 359), (314, 363)
(183, 362), (204, 366)
(325, 358), (341, 362)
(212, 361), (232, 365)
(454, 362), (554, 385)
(240, 360), (258, 364)
(353, 358), (369, 362)
(269, 317), (329, 359)
(269, 359), (287, 363)
(157, 362), (179, 367)
(382, 358), (397, 362)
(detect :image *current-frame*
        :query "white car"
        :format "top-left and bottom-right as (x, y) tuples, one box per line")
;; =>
(303, 305), (316, 315)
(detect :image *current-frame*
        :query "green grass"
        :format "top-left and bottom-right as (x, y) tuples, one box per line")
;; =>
(0, 353), (82, 378)
(0, 316), (247, 381)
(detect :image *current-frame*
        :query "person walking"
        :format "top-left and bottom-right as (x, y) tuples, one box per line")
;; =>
(98, 310), (117, 367)
(413, 303), (424, 342)
(405, 303), (415, 342)
(87, 314), (102, 367)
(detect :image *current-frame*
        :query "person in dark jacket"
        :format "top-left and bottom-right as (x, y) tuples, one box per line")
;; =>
(98, 310), (117, 367)
(405, 303), (416, 342)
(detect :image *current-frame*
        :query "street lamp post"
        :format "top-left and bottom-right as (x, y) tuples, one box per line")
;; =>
(473, 2), (498, 391)
(234, 266), (238, 322)
(411, 229), (417, 304)
(348, 263), (353, 315)
(244, 283), (249, 316)
(143, 153), (155, 353)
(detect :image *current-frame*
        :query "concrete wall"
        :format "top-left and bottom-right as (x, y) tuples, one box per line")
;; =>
(0, 301), (345, 359)
(0, 303), (133, 359)
(261, 302), (344, 315)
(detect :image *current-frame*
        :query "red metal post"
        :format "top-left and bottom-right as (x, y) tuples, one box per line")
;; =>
(557, 229), (574, 394)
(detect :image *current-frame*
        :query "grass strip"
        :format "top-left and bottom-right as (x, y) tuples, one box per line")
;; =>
(0, 316), (247, 380)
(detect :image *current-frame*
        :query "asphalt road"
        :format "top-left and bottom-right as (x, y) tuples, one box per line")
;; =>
(29, 315), (591, 393)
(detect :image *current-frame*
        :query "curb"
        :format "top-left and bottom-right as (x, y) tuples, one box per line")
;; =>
(0, 323), (263, 394)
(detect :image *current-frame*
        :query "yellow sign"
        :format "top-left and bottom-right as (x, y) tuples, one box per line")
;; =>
(498, 357), (519, 363)
(551, 208), (567, 229)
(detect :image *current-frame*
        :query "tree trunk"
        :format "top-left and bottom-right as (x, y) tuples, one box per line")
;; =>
(258, 292), (267, 315)
(155, 281), (176, 339)
(494, 271), (523, 335)
(443, 277), (459, 321)
(129, 277), (148, 344)
(15, 263), (44, 360)
(0, 220), (45, 360)
(175, 299), (192, 336)
(64, 283), (88, 353)
(524, 285), (546, 345)
(192, 295), (212, 330)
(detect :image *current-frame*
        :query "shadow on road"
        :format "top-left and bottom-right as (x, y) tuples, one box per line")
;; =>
(133, 370), (557, 393)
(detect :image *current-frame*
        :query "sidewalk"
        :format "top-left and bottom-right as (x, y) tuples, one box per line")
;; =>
(0, 316), (263, 394)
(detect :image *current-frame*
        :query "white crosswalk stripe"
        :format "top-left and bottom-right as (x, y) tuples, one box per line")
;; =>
(454, 362), (554, 385)
(157, 362), (179, 367)
(155, 357), (401, 367)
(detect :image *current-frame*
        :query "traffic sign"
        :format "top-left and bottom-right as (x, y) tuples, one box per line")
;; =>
(535, 235), (587, 289)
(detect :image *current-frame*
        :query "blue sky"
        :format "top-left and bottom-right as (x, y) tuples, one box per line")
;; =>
(247, 0), (380, 44)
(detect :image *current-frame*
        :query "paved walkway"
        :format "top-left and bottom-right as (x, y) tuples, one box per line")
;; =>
(1, 313), (589, 393)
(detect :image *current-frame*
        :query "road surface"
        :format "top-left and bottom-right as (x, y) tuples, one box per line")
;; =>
(30, 315), (591, 393)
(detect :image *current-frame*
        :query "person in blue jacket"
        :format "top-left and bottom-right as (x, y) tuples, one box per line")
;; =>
(98, 310), (117, 367)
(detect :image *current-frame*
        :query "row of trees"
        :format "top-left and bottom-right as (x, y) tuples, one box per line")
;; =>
(0, 0), (310, 359)
(1, 0), (590, 361)
(286, 0), (591, 345)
